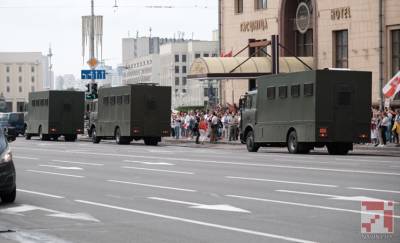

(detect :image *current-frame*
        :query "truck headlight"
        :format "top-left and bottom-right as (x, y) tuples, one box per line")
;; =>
(1, 150), (12, 163)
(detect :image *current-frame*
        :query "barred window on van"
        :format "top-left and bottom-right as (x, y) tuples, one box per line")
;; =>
(117, 96), (123, 105)
(267, 87), (275, 99)
(110, 96), (116, 105)
(40, 99), (45, 106)
(278, 86), (288, 99)
(291, 85), (300, 97)
(304, 83), (314, 96)
(44, 99), (49, 106)
(103, 97), (109, 105)
(123, 95), (130, 104)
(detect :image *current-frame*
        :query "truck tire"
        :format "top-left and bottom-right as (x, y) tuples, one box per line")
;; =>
(115, 128), (126, 145)
(25, 133), (32, 140)
(287, 130), (310, 154)
(39, 127), (49, 141)
(92, 128), (101, 144)
(327, 143), (351, 155)
(1, 187), (16, 203)
(246, 131), (260, 152)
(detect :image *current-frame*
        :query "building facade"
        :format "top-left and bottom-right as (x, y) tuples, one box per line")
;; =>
(0, 52), (49, 112)
(219, 0), (400, 106)
(123, 55), (161, 85)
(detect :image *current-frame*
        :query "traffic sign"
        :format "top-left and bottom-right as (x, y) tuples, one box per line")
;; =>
(81, 70), (106, 80)
(87, 58), (99, 68)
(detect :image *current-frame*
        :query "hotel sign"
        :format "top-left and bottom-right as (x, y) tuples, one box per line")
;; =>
(331, 7), (351, 20)
(240, 19), (268, 32)
(296, 2), (311, 34)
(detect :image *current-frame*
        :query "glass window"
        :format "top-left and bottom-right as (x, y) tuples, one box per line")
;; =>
(296, 29), (313, 57)
(6, 86), (10, 93)
(31, 76), (35, 82)
(334, 30), (348, 68)
(19, 86), (22, 93)
(19, 76), (22, 83)
(267, 87), (275, 99)
(195, 53), (201, 58)
(291, 85), (300, 97)
(18, 66), (22, 72)
(123, 95), (130, 104)
(175, 55), (179, 62)
(203, 53), (209, 57)
(391, 29), (400, 100)
(103, 97), (109, 105)
(40, 99), (44, 106)
(31, 86), (35, 92)
(175, 66), (179, 74)
(235, 0), (243, 14)
(110, 96), (116, 105)
(304, 83), (314, 96)
(6, 66), (10, 73)
(182, 89), (187, 93)
(279, 86), (288, 99)
(6, 76), (10, 83)
(182, 55), (187, 62)
(212, 53), (218, 57)
(31, 66), (35, 72)
(204, 88), (208, 97)
(117, 96), (123, 105)
(175, 77), (180, 85)
(182, 77), (187, 86)
(44, 99), (48, 106)
(182, 66), (187, 73)
(255, 0), (268, 9)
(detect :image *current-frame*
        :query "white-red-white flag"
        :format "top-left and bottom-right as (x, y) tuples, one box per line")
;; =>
(383, 71), (400, 99)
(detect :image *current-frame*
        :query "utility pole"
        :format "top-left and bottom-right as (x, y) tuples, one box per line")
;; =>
(47, 44), (53, 90)
(90, 0), (95, 93)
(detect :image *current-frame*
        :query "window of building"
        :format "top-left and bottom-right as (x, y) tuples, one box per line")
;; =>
(234, 0), (243, 14)
(182, 77), (187, 86)
(182, 66), (187, 73)
(175, 89), (179, 94)
(255, 0), (267, 9)
(304, 83), (314, 96)
(182, 55), (187, 62)
(195, 53), (201, 58)
(296, 30), (313, 57)
(6, 76), (10, 83)
(18, 66), (22, 72)
(175, 77), (180, 86)
(19, 86), (22, 93)
(31, 76), (35, 82)
(212, 53), (218, 57)
(6, 86), (10, 93)
(204, 88), (208, 97)
(203, 53), (209, 57)
(267, 87), (275, 99)
(31, 86), (35, 92)
(182, 89), (187, 93)
(175, 66), (179, 74)
(291, 85), (300, 97)
(31, 66), (35, 72)
(334, 30), (348, 68)
(6, 66), (10, 73)
(19, 76), (22, 83)
(391, 29), (400, 100)
(175, 54), (179, 62)
(278, 86), (288, 99)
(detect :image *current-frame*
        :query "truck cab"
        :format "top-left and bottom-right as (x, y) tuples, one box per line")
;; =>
(239, 91), (257, 146)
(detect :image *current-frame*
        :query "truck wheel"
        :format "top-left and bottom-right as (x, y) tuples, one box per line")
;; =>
(327, 143), (351, 155)
(1, 187), (16, 203)
(115, 128), (128, 145)
(287, 131), (299, 154)
(25, 133), (32, 140)
(92, 128), (101, 144)
(39, 127), (49, 141)
(246, 131), (259, 152)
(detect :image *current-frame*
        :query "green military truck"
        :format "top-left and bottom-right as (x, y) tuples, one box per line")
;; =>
(25, 91), (85, 141)
(89, 84), (171, 146)
(240, 70), (372, 155)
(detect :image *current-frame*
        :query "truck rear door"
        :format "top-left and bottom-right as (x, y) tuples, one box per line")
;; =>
(333, 84), (354, 142)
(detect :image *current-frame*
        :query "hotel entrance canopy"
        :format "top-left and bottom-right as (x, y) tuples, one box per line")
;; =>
(188, 57), (314, 80)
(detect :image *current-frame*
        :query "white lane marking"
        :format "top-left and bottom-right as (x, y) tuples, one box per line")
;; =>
(273, 158), (330, 164)
(39, 165), (83, 170)
(0, 204), (99, 222)
(122, 166), (194, 175)
(17, 189), (64, 199)
(225, 195), (400, 219)
(123, 160), (174, 166)
(107, 180), (196, 192)
(148, 197), (250, 213)
(52, 159), (104, 166)
(75, 199), (314, 243)
(26, 170), (84, 178)
(147, 149), (173, 153)
(347, 187), (400, 194)
(390, 165), (400, 168)
(226, 176), (338, 188)
(1, 230), (73, 243)
(335, 158), (398, 163)
(13, 156), (39, 160)
(275, 190), (394, 203)
(16, 147), (400, 176)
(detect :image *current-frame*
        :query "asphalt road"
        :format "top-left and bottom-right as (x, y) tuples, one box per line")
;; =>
(0, 138), (399, 243)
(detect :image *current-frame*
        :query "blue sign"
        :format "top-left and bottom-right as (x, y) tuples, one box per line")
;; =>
(81, 70), (106, 80)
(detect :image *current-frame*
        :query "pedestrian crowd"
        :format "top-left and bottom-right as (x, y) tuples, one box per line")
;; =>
(371, 107), (400, 147)
(170, 105), (241, 144)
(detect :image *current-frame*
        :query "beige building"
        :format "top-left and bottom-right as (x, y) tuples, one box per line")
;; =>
(0, 52), (48, 112)
(219, 0), (400, 106)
